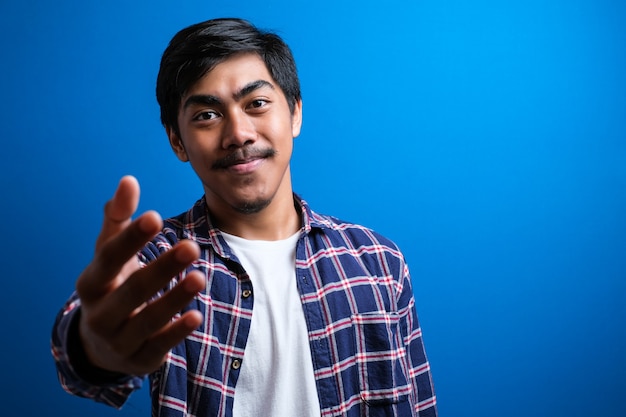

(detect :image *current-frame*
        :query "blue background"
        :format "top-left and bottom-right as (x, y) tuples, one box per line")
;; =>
(1, 0), (624, 416)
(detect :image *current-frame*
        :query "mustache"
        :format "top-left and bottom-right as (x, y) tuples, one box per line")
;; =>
(212, 146), (277, 169)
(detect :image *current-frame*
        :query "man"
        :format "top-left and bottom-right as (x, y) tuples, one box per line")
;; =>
(52, 18), (437, 417)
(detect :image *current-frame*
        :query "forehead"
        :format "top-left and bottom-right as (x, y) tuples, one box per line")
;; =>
(184, 52), (276, 98)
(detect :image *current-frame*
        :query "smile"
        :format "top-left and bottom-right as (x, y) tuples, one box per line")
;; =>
(226, 157), (265, 174)
(212, 146), (276, 173)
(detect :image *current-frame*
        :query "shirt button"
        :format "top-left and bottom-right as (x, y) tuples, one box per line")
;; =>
(231, 359), (241, 370)
(242, 289), (252, 298)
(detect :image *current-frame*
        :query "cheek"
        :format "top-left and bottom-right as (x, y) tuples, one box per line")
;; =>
(266, 119), (296, 146)
(183, 141), (216, 171)
(267, 124), (292, 151)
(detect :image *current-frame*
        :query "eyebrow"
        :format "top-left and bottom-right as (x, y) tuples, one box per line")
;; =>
(182, 79), (275, 110)
(234, 79), (274, 101)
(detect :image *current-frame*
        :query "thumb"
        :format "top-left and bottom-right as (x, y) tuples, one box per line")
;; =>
(95, 175), (140, 252)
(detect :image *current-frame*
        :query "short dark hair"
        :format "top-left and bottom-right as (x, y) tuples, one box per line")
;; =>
(156, 18), (301, 135)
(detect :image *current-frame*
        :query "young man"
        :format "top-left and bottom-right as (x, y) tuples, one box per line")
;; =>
(51, 18), (437, 417)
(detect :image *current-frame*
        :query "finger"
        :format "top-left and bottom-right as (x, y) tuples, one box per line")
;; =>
(77, 210), (163, 303)
(96, 175), (141, 252)
(126, 310), (204, 375)
(110, 270), (205, 355)
(90, 240), (201, 334)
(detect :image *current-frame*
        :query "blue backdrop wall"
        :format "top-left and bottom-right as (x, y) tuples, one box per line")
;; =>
(1, 1), (624, 416)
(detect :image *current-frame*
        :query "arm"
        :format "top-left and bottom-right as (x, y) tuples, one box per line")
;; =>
(398, 262), (438, 416)
(51, 294), (142, 407)
(51, 176), (205, 406)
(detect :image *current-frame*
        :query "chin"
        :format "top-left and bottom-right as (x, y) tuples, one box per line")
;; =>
(232, 197), (272, 214)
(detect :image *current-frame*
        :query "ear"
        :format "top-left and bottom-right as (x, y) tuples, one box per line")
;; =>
(291, 99), (303, 138)
(166, 126), (189, 162)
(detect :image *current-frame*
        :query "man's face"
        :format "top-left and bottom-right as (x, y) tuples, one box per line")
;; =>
(169, 53), (302, 215)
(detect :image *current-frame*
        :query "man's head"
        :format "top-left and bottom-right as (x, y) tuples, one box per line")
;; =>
(157, 19), (303, 223)
(156, 18), (301, 136)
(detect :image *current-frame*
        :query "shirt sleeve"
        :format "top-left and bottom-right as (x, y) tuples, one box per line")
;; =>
(397, 262), (438, 416)
(50, 291), (144, 409)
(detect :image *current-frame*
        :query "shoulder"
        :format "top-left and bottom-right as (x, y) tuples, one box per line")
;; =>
(304, 208), (410, 287)
(299, 195), (400, 252)
(309, 209), (403, 257)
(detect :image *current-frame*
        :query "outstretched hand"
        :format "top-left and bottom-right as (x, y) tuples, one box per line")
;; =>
(75, 176), (205, 376)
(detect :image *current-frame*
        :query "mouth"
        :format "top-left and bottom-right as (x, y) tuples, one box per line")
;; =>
(226, 157), (265, 174)
(212, 147), (276, 173)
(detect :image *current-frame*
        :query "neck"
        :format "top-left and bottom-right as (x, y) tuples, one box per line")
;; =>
(206, 188), (301, 241)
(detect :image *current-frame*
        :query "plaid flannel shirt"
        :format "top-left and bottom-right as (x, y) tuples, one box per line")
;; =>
(52, 195), (437, 416)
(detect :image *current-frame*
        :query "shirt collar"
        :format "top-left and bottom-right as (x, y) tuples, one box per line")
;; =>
(177, 194), (330, 258)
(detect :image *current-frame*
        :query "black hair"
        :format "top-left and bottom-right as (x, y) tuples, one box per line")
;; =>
(156, 18), (301, 135)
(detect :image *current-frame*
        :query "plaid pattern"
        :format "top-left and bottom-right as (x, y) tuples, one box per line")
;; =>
(52, 196), (437, 416)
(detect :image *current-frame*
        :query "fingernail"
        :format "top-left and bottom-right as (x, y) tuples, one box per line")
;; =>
(175, 246), (195, 263)
(137, 215), (152, 233)
(182, 274), (204, 292)
(137, 211), (161, 233)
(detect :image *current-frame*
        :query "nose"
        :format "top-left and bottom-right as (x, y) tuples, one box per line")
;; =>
(222, 109), (256, 149)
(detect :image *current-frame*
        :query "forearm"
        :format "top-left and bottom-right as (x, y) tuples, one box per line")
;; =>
(51, 293), (143, 409)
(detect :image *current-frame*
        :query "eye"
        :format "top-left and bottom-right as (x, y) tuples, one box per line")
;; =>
(248, 99), (269, 110)
(193, 110), (220, 121)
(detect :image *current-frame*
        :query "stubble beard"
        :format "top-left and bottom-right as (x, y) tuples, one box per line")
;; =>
(214, 146), (278, 215)
(233, 198), (272, 214)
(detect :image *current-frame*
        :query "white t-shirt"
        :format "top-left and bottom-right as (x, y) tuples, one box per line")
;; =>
(222, 231), (321, 417)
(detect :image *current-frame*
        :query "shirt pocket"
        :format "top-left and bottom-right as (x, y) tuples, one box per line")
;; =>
(351, 312), (411, 406)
